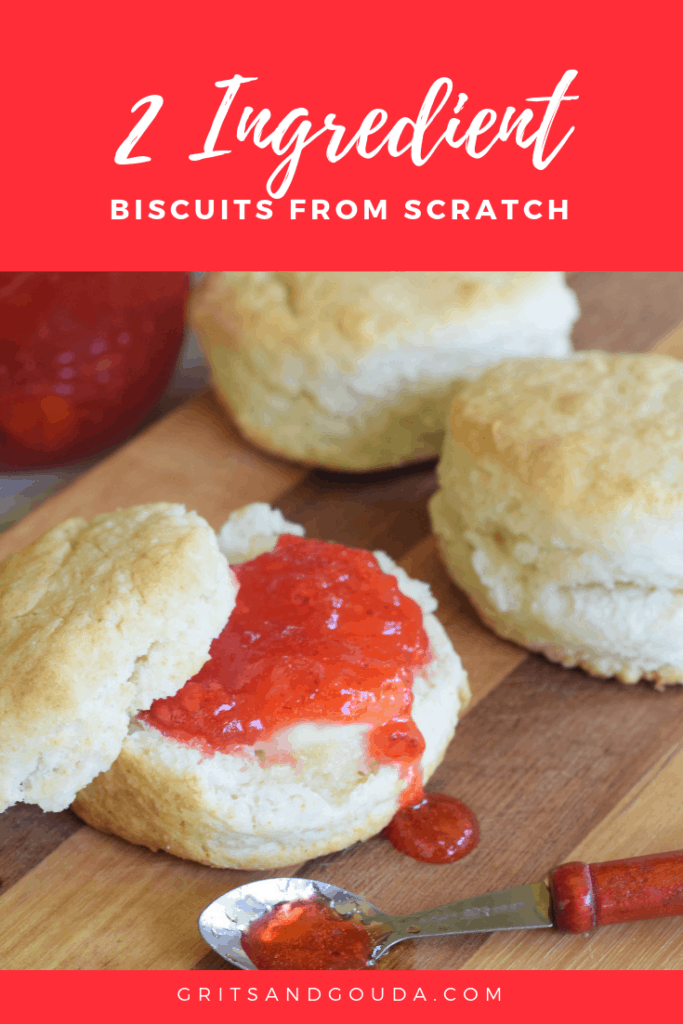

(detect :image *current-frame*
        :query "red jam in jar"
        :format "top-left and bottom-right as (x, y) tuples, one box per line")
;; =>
(0, 272), (188, 467)
(241, 899), (376, 970)
(140, 534), (431, 801)
(384, 792), (480, 864)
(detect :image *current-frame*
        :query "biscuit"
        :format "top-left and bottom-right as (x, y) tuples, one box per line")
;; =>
(73, 505), (470, 869)
(190, 272), (578, 471)
(0, 504), (238, 812)
(429, 352), (683, 685)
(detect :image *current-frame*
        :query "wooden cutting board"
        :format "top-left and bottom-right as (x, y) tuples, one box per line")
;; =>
(2, 274), (683, 971)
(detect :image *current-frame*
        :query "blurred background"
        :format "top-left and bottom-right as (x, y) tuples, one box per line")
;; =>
(2, 271), (683, 534)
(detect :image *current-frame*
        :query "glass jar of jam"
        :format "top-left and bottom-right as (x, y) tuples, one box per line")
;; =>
(0, 272), (189, 468)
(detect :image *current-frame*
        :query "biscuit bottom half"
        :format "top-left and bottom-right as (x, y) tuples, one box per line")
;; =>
(430, 496), (683, 688)
(72, 611), (469, 869)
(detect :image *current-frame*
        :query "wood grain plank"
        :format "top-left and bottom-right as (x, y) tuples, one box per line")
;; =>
(458, 741), (683, 969)
(651, 317), (683, 359)
(0, 805), (81, 894)
(568, 272), (683, 354)
(275, 460), (438, 561)
(0, 828), (295, 970)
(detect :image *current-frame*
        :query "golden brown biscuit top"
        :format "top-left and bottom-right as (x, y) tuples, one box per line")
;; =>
(0, 503), (238, 813)
(1, 504), (227, 718)
(191, 271), (551, 356)
(449, 352), (683, 517)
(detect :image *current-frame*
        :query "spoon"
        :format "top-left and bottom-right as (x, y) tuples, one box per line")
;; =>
(199, 850), (683, 969)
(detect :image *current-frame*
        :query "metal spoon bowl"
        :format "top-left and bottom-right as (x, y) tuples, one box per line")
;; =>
(198, 877), (384, 970)
(198, 876), (552, 970)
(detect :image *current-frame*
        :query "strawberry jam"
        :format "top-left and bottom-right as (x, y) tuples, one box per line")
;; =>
(0, 272), (188, 467)
(140, 535), (431, 799)
(384, 793), (479, 864)
(241, 899), (376, 970)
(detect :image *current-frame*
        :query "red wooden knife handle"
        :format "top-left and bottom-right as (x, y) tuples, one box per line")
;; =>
(550, 851), (683, 932)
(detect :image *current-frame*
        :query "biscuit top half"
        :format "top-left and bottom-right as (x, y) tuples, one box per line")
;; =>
(0, 503), (238, 812)
(190, 271), (559, 360)
(443, 352), (683, 550)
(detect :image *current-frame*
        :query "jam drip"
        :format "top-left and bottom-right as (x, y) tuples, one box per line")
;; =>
(384, 793), (480, 863)
(241, 899), (376, 970)
(140, 535), (431, 800)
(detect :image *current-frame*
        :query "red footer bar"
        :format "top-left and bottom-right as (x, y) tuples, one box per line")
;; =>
(2, 970), (680, 1024)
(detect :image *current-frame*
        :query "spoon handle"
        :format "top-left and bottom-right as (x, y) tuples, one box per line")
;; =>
(372, 850), (683, 958)
(378, 881), (552, 947)
(550, 849), (683, 932)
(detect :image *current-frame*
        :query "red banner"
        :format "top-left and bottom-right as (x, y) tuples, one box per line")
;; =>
(3, 0), (682, 269)
(2, 970), (682, 1024)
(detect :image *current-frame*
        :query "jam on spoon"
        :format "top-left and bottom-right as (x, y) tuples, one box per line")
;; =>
(241, 898), (382, 970)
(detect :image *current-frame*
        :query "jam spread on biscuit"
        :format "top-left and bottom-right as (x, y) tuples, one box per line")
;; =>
(384, 792), (479, 863)
(241, 898), (376, 970)
(140, 533), (479, 862)
(140, 535), (430, 803)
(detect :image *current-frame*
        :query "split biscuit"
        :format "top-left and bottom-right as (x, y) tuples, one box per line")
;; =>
(73, 504), (470, 869)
